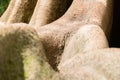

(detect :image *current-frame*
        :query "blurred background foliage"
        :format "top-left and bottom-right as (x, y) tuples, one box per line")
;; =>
(0, 0), (10, 16)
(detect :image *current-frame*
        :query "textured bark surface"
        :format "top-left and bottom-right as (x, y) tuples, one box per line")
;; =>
(59, 48), (120, 80)
(35, 0), (113, 70)
(0, 0), (37, 23)
(30, 0), (73, 27)
(59, 25), (108, 64)
(0, 0), (119, 80)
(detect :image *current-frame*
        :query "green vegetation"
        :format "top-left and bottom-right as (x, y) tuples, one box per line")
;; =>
(0, 0), (10, 16)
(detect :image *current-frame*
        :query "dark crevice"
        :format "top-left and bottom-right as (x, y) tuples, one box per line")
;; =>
(109, 0), (120, 47)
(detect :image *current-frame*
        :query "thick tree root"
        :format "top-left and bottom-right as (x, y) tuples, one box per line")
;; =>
(59, 48), (120, 80)
(0, 24), (59, 80)
(0, 0), (37, 23)
(34, 0), (113, 70)
(0, 0), (118, 80)
(30, 0), (73, 27)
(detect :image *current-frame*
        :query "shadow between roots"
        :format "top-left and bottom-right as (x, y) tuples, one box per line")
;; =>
(109, 0), (120, 47)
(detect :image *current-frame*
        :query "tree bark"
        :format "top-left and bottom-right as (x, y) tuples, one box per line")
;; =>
(59, 24), (109, 64)
(30, 0), (73, 27)
(0, 0), (16, 22)
(35, 0), (113, 70)
(59, 48), (120, 80)
(0, 0), (37, 23)
(0, 0), (118, 80)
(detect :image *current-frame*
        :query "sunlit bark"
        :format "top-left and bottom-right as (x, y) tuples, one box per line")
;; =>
(0, 0), (37, 23)
(0, 0), (119, 80)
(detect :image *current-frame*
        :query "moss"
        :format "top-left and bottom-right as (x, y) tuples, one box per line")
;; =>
(0, 26), (59, 80)
(0, 26), (39, 80)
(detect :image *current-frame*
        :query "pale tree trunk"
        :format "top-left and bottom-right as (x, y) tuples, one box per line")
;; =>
(36, 0), (113, 70)
(0, 0), (16, 22)
(0, 0), (37, 23)
(29, 0), (73, 27)
(0, 0), (72, 25)
(57, 0), (113, 37)
(0, 0), (120, 80)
